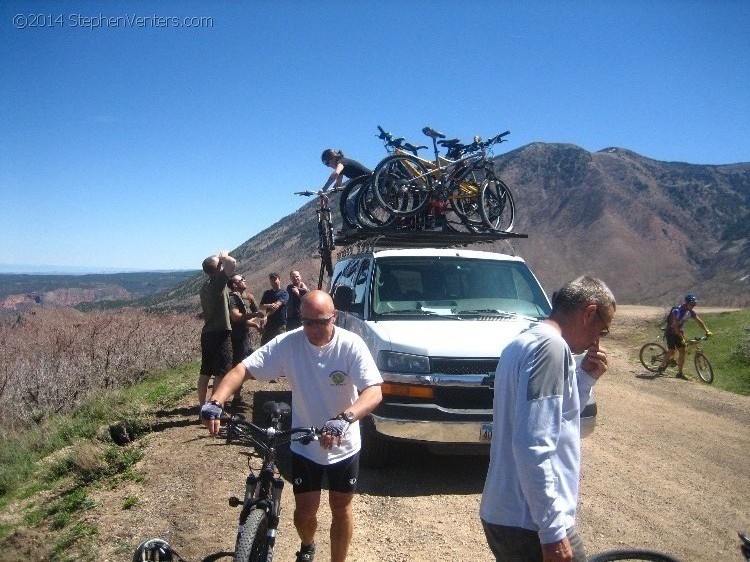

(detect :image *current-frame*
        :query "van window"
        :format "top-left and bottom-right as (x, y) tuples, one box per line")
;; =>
(354, 259), (371, 306)
(372, 256), (550, 319)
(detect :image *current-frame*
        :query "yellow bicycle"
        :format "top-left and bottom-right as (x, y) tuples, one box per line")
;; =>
(639, 335), (714, 383)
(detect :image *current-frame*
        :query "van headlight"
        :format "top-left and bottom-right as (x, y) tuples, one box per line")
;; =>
(377, 351), (430, 373)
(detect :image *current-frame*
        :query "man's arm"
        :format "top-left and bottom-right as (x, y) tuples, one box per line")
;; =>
(203, 362), (255, 435)
(320, 384), (382, 450)
(218, 251), (236, 277)
(693, 314), (710, 334)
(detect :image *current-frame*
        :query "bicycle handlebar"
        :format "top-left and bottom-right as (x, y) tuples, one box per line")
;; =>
(223, 415), (321, 449)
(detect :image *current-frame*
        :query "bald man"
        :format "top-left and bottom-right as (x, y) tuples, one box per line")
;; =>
(201, 290), (382, 562)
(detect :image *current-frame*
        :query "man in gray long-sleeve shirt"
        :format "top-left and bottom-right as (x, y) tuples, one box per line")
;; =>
(480, 276), (616, 562)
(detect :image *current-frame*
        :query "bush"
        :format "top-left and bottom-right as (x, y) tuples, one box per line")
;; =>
(0, 308), (200, 432)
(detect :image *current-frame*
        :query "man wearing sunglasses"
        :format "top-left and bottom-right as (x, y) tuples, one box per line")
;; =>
(481, 276), (616, 562)
(201, 290), (383, 562)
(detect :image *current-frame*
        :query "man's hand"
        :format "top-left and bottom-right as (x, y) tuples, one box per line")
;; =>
(705, 330), (713, 337)
(200, 401), (223, 436)
(581, 342), (609, 379)
(320, 418), (349, 449)
(542, 537), (573, 561)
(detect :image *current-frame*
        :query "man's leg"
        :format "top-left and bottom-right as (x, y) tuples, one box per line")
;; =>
(294, 491), (321, 549)
(329, 491), (354, 562)
(197, 374), (210, 406)
(677, 347), (687, 372)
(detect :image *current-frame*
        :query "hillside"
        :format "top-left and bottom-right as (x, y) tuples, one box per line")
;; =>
(148, 143), (750, 309)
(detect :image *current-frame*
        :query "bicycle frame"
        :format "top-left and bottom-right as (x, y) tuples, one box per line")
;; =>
(393, 147), (485, 199)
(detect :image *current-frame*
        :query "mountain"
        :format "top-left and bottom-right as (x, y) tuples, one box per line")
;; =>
(0, 271), (198, 314)
(147, 143), (750, 310)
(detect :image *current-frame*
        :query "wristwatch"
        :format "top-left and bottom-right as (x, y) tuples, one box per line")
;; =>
(338, 411), (355, 423)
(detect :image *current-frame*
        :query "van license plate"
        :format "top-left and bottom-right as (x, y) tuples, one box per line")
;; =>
(480, 423), (493, 442)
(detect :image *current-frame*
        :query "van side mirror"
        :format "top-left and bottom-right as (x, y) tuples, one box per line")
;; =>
(333, 285), (363, 314)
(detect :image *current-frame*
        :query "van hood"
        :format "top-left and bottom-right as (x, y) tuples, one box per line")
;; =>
(366, 317), (537, 357)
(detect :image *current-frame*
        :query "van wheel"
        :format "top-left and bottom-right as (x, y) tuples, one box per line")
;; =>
(360, 415), (390, 468)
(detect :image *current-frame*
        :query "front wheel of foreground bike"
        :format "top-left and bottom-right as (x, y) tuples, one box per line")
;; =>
(694, 351), (714, 383)
(588, 549), (682, 562)
(234, 508), (270, 562)
(639, 343), (667, 373)
(372, 154), (432, 217)
(479, 175), (516, 233)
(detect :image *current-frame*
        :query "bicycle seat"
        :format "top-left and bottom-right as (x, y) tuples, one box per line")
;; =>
(438, 138), (462, 148)
(422, 126), (446, 139)
(262, 401), (291, 417)
(401, 142), (427, 154)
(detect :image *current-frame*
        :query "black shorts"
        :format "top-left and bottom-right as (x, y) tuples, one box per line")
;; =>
(665, 332), (685, 350)
(231, 335), (251, 366)
(291, 451), (360, 495)
(200, 330), (232, 377)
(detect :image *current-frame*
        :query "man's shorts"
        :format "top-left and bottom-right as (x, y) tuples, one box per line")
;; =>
(481, 521), (586, 562)
(231, 335), (251, 367)
(665, 332), (685, 350)
(200, 330), (232, 377)
(291, 451), (360, 495)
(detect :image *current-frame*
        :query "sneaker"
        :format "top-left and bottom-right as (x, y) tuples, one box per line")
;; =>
(657, 366), (665, 374)
(675, 372), (688, 380)
(295, 542), (315, 562)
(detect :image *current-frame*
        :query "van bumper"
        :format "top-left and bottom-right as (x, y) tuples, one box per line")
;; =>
(370, 401), (598, 445)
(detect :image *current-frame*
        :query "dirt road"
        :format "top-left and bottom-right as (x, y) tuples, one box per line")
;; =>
(90, 306), (749, 561)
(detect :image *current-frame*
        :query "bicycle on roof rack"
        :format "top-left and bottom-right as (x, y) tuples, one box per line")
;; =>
(295, 189), (337, 289)
(223, 401), (320, 562)
(362, 125), (516, 233)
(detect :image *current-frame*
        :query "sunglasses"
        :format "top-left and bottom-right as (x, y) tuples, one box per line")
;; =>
(595, 308), (610, 336)
(301, 315), (334, 327)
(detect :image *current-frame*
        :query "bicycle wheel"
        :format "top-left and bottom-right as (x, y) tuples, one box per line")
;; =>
(356, 179), (397, 230)
(446, 164), (486, 232)
(694, 351), (714, 383)
(639, 343), (667, 373)
(318, 216), (334, 276)
(479, 174), (516, 233)
(338, 176), (367, 230)
(234, 508), (270, 562)
(588, 549), (682, 562)
(372, 154), (432, 217)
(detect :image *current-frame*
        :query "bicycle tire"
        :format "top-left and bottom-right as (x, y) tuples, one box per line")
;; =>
(234, 507), (270, 562)
(372, 154), (432, 217)
(588, 549), (682, 562)
(338, 176), (367, 230)
(639, 343), (667, 373)
(355, 180), (396, 230)
(694, 351), (714, 383)
(446, 164), (486, 232)
(479, 174), (516, 233)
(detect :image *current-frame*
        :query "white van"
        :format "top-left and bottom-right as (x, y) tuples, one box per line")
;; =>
(330, 246), (597, 467)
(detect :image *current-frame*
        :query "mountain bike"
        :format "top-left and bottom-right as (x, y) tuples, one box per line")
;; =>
(638, 335), (714, 383)
(224, 401), (319, 562)
(368, 126), (515, 233)
(295, 190), (336, 289)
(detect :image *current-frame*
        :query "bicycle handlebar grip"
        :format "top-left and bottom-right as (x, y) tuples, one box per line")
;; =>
(499, 130), (511, 138)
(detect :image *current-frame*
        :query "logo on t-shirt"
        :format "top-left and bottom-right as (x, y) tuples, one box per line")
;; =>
(329, 370), (347, 386)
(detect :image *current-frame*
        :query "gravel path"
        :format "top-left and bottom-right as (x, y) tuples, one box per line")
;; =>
(89, 306), (749, 562)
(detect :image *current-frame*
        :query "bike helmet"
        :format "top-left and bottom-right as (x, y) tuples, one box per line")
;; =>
(132, 538), (174, 562)
(684, 294), (698, 303)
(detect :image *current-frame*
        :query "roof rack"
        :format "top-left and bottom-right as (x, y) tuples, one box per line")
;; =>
(333, 229), (527, 258)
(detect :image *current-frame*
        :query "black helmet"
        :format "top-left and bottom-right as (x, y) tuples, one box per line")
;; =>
(133, 538), (174, 562)
(684, 294), (698, 303)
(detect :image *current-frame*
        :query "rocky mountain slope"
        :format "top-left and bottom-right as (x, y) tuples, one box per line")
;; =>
(151, 143), (750, 309)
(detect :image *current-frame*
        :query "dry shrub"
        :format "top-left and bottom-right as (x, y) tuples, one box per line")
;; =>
(0, 307), (201, 430)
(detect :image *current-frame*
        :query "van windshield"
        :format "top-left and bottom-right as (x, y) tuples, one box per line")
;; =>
(371, 256), (551, 320)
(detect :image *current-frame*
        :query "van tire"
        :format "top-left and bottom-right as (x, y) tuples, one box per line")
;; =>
(360, 415), (390, 468)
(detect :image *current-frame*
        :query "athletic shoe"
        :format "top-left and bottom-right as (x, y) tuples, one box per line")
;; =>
(675, 372), (688, 380)
(296, 542), (315, 561)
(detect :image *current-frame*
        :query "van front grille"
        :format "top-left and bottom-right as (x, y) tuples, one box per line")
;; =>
(430, 357), (499, 375)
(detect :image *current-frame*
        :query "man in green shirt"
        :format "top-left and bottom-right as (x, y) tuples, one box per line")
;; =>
(198, 250), (236, 407)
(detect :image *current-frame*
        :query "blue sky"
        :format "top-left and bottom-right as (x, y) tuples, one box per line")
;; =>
(1, 0), (748, 272)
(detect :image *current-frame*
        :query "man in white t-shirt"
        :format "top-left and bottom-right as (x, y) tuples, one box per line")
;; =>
(201, 290), (383, 562)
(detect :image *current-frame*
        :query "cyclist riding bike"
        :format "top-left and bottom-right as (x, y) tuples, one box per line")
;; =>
(321, 148), (372, 231)
(659, 293), (712, 379)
